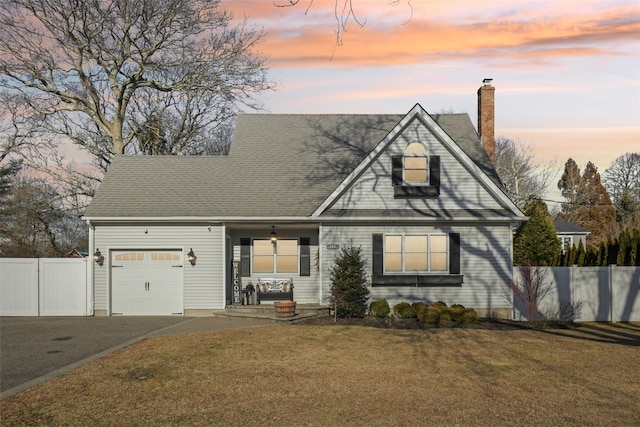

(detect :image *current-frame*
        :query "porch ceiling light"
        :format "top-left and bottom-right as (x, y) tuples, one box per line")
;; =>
(187, 248), (197, 266)
(270, 226), (278, 244)
(93, 249), (104, 267)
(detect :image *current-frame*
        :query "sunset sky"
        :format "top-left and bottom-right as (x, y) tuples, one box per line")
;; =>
(223, 0), (639, 181)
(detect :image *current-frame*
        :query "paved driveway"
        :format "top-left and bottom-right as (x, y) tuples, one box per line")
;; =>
(0, 315), (277, 399)
(0, 316), (190, 397)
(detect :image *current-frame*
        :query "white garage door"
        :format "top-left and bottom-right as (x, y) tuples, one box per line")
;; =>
(111, 250), (184, 315)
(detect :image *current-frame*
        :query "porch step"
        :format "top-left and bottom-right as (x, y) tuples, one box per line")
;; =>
(212, 303), (330, 323)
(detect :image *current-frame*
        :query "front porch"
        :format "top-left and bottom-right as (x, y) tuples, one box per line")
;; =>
(212, 303), (331, 323)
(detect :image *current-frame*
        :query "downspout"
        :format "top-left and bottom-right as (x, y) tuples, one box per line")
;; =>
(86, 220), (95, 316)
(318, 222), (323, 305)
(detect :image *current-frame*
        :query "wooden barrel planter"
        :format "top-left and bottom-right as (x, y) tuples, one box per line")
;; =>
(273, 301), (296, 318)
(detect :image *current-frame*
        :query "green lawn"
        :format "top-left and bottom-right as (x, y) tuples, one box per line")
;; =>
(2, 322), (639, 426)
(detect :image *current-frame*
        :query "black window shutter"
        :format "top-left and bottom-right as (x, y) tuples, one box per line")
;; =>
(449, 233), (460, 274)
(300, 237), (311, 276)
(429, 155), (440, 187)
(372, 234), (383, 276)
(240, 238), (250, 277)
(391, 155), (403, 185)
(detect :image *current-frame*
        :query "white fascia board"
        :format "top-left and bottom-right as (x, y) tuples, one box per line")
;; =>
(311, 104), (423, 217)
(82, 216), (318, 223)
(84, 214), (527, 224)
(317, 216), (529, 223)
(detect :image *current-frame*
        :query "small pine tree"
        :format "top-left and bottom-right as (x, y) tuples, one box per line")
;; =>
(513, 198), (561, 266)
(329, 246), (370, 318)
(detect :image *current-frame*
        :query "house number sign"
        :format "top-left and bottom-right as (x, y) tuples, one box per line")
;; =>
(326, 244), (340, 250)
(232, 260), (242, 305)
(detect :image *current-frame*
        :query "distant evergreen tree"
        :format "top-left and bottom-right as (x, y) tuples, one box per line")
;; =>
(584, 244), (598, 266)
(513, 198), (561, 266)
(575, 240), (586, 266)
(329, 246), (370, 318)
(558, 159), (616, 249)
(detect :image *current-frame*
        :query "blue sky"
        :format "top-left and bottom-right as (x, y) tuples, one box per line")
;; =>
(225, 0), (640, 173)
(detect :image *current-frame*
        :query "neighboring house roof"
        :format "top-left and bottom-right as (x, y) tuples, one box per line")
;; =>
(554, 220), (590, 235)
(84, 105), (513, 219)
(65, 249), (89, 258)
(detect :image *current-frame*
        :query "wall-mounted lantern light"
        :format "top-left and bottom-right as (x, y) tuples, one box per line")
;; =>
(93, 249), (104, 266)
(187, 248), (197, 266)
(270, 226), (278, 244)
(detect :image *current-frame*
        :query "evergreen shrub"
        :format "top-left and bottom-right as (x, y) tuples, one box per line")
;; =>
(369, 299), (390, 318)
(393, 302), (417, 318)
(329, 246), (370, 318)
(412, 302), (428, 313)
(449, 304), (466, 322)
(417, 306), (441, 324)
(460, 309), (479, 324)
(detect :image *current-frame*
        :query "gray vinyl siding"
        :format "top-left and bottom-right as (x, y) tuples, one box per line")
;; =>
(93, 224), (224, 313)
(331, 119), (504, 212)
(320, 223), (513, 310)
(230, 231), (321, 304)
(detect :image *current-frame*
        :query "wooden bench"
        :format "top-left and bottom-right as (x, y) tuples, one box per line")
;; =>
(256, 278), (294, 304)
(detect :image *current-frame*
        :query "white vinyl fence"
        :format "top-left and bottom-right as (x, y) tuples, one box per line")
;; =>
(0, 258), (89, 316)
(2, 258), (638, 321)
(514, 265), (640, 322)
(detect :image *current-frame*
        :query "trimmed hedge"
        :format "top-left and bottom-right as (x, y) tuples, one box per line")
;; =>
(393, 302), (417, 319)
(369, 299), (390, 318)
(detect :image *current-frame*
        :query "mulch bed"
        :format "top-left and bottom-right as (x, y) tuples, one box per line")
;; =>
(295, 315), (565, 330)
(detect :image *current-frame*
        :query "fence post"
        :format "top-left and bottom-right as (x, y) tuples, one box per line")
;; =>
(570, 264), (576, 311)
(609, 264), (615, 322)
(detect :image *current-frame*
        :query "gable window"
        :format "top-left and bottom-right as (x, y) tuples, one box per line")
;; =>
(392, 142), (440, 198)
(561, 236), (573, 253)
(253, 239), (298, 274)
(384, 235), (448, 272)
(404, 142), (428, 183)
(372, 233), (462, 286)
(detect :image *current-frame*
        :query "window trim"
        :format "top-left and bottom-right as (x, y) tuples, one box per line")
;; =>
(383, 234), (448, 273)
(251, 238), (299, 275)
(403, 142), (429, 185)
(561, 236), (573, 253)
(392, 152), (441, 199)
(372, 233), (463, 287)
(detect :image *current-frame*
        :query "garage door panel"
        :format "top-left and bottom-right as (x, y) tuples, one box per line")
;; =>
(111, 250), (184, 315)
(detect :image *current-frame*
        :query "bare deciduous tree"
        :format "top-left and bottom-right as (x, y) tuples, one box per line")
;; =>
(0, 0), (273, 160)
(494, 137), (556, 209)
(274, 0), (413, 48)
(505, 264), (553, 321)
(603, 153), (640, 227)
(0, 175), (87, 257)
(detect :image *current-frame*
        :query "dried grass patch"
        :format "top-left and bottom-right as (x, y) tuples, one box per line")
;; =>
(2, 323), (639, 426)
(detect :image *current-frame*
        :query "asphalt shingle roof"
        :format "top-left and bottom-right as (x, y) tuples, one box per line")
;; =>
(85, 110), (500, 218)
(554, 220), (590, 234)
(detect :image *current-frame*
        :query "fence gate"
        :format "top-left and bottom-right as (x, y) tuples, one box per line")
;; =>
(0, 258), (89, 316)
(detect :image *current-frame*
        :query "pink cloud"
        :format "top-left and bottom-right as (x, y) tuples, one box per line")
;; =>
(223, 1), (640, 68)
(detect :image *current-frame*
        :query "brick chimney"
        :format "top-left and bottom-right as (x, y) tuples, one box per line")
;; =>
(477, 78), (495, 164)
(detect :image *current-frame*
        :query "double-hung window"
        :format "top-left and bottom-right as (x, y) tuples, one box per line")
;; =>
(403, 142), (429, 184)
(252, 239), (298, 274)
(372, 233), (462, 286)
(384, 234), (448, 273)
